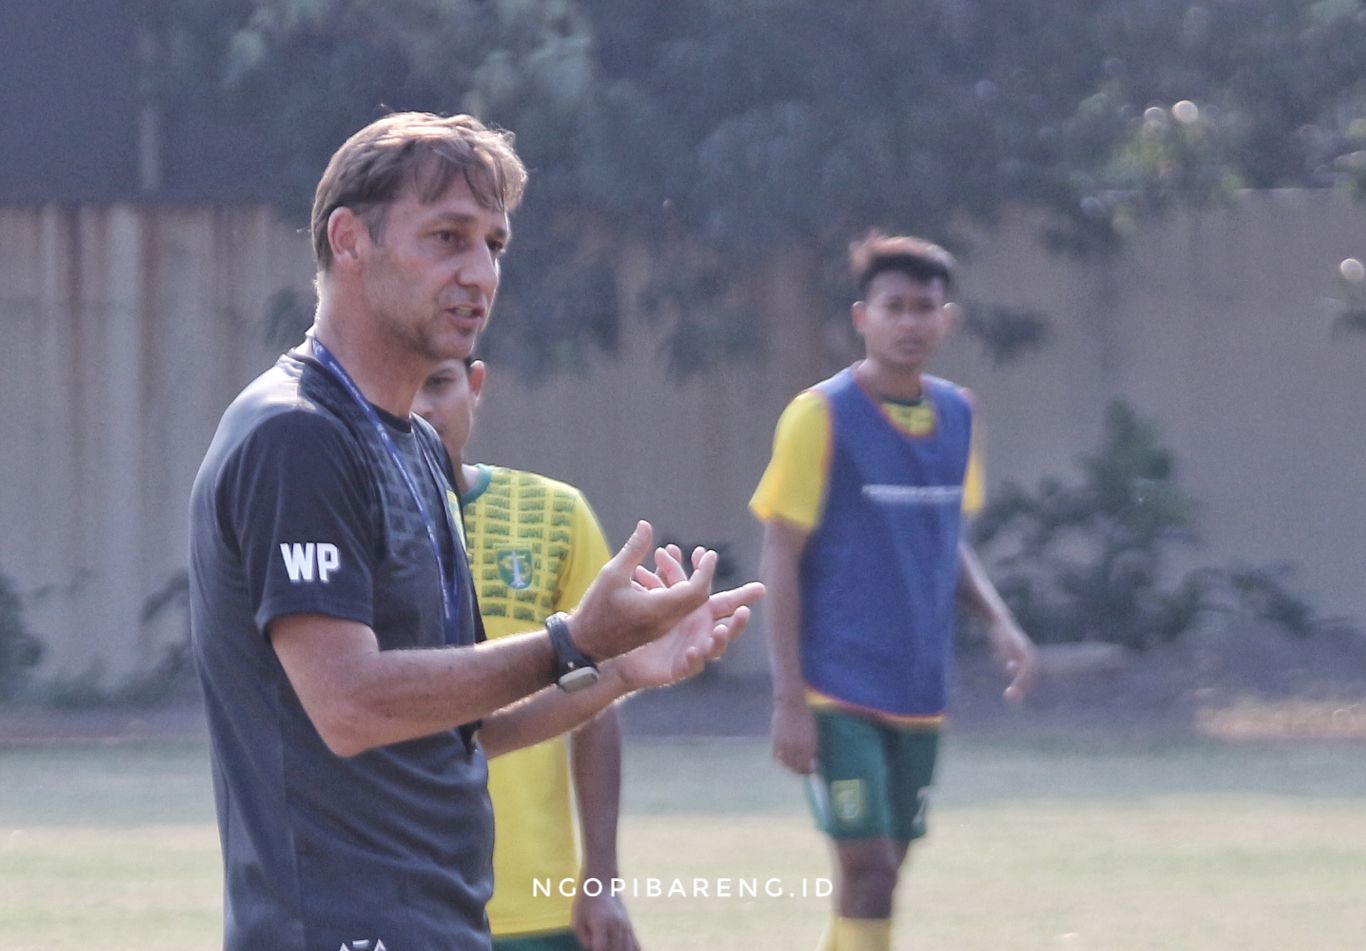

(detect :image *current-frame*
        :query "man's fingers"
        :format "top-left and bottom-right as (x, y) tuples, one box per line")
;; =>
(646, 549), (717, 612)
(605, 521), (654, 577)
(669, 607), (749, 680)
(678, 644), (706, 679)
(631, 554), (716, 628)
(633, 565), (663, 590)
(707, 605), (750, 655)
(686, 548), (718, 592)
(775, 744), (816, 776)
(1003, 652), (1036, 701)
(690, 605), (750, 672)
(723, 603), (752, 641)
(653, 546), (686, 585)
(706, 581), (766, 619)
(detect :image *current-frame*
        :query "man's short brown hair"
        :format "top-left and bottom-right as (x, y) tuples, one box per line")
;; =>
(849, 232), (957, 296)
(311, 112), (528, 271)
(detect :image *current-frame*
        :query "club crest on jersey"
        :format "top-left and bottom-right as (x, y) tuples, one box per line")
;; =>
(496, 548), (535, 590)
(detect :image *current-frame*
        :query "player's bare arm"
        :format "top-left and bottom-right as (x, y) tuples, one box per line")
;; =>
(569, 708), (639, 951)
(759, 516), (820, 775)
(274, 522), (762, 757)
(957, 542), (1038, 700)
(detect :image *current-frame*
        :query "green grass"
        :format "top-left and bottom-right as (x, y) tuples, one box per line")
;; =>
(0, 741), (220, 949)
(620, 737), (1366, 950)
(2, 735), (1365, 949)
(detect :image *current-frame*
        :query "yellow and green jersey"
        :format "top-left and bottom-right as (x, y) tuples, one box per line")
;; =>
(462, 464), (612, 937)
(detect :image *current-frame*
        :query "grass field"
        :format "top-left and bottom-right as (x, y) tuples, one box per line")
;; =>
(3, 733), (1365, 949)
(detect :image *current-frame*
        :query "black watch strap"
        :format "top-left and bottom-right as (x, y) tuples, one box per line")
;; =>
(546, 612), (599, 692)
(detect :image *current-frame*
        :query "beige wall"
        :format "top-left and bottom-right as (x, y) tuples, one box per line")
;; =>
(1, 194), (1362, 689)
(943, 192), (1366, 633)
(0, 206), (307, 688)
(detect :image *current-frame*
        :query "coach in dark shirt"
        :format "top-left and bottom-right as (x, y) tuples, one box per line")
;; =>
(189, 112), (763, 951)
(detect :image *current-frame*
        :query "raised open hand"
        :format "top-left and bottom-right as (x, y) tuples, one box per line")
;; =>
(607, 542), (764, 690)
(569, 524), (763, 674)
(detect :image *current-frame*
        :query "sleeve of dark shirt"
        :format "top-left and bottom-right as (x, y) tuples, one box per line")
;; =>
(221, 411), (377, 637)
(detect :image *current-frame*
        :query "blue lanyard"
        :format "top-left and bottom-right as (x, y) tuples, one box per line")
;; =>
(308, 337), (461, 642)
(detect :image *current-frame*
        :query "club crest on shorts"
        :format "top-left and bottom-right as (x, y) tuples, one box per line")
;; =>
(496, 548), (535, 589)
(830, 779), (866, 823)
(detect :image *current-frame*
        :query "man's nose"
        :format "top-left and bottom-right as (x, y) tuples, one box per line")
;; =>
(459, 244), (500, 297)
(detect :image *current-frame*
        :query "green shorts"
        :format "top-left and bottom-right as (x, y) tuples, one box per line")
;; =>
(806, 708), (939, 842)
(493, 929), (584, 951)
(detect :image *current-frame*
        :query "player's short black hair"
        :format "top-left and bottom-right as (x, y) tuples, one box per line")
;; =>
(849, 232), (957, 296)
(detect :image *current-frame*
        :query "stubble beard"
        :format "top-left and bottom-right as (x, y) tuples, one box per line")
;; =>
(364, 274), (457, 369)
(362, 250), (487, 367)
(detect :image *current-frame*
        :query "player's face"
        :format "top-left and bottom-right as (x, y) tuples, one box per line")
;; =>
(852, 271), (953, 375)
(357, 177), (509, 364)
(413, 358), (485, 458)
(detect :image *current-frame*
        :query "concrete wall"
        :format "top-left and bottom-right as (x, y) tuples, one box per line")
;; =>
(1, 193), (1362, 689)
(943, 192), (1366, 632)
(0, 206), (307, 689)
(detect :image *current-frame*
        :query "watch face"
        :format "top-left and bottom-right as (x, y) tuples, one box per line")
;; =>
(558, 666), (601, 693)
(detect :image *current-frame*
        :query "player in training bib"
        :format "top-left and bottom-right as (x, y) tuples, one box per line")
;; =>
(751, 233), (1037, 951)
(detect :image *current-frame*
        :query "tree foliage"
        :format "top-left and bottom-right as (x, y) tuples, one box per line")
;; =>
(0, 572), (41, 700)
(153, 0), (1366, 372)
(972, 401), (1209, 649)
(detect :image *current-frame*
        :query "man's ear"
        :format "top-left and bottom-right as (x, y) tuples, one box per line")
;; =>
(327, 206), (368, 267)
(468, 360), (487, 404)
(851, 299), (867, 334)
(942, 301), (963, 327)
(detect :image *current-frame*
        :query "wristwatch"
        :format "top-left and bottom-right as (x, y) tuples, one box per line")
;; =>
(546, 612), (600, 692)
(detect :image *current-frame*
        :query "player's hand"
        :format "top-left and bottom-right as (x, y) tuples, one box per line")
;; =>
(771, 696), (818, 775)
(610, 544), (763, 690)
(574, 889), (640, 951)
(989, 616), (1037, 701)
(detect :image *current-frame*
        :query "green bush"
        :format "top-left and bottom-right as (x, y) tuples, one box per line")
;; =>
(971, 401), (1332, 649)
(0, 572), (42, 699)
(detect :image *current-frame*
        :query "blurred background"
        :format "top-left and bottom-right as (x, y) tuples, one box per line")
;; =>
(1, 0), (1365, 726)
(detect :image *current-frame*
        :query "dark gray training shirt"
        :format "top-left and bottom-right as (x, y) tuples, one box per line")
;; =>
(189, 351), (493, 951)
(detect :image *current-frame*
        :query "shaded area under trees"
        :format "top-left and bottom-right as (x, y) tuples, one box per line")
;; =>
(147, 0), (1366, 372)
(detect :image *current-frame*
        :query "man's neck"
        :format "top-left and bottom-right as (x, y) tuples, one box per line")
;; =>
(454, 460), (479, 497)
(309, 313), (429, 419)
(854, 358), (924, 402)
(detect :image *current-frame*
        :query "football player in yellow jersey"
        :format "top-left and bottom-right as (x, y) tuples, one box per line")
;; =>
(415, 357), (640, 951)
